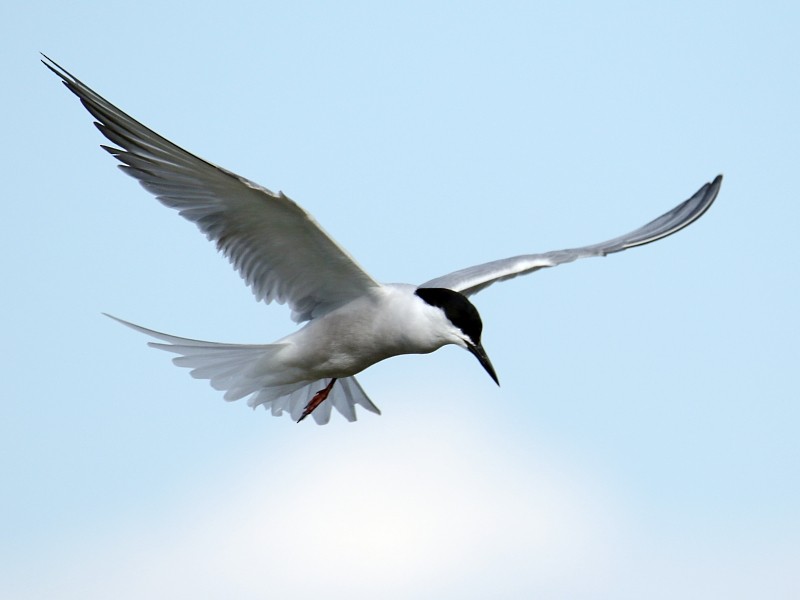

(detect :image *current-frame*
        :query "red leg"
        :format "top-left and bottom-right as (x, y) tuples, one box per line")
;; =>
(297, 378), (337, 423)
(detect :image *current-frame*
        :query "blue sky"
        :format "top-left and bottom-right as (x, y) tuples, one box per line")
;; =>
(3, 2), (799, 598)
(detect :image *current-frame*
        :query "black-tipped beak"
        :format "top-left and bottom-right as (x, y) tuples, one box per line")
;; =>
(468, 342), (500, 386)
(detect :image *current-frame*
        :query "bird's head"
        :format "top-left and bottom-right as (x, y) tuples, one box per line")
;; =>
(414, 287), (499, 385)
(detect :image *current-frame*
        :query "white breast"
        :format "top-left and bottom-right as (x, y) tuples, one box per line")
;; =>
(276, 284), (463, 379)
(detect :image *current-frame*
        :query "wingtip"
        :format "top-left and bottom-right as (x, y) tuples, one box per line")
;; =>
(40, 54), (60, 77)
(102, 312), (126, 327)
(102, 312), (136, 330)
(41, 54), (81, 87)
(40, 53), (59, 72)
(702, 173), (724, 211)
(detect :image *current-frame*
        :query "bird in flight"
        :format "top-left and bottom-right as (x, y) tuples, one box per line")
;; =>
(44, 55), (721, 425)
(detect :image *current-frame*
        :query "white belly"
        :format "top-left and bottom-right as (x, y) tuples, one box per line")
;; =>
(274, 284), (457, 380)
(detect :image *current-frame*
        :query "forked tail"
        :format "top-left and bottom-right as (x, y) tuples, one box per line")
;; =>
(105, 314), (381, 424)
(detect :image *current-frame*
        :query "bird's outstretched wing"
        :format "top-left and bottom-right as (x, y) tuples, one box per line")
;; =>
(44, 55), (380, 322)
(420, 175), (721, 296)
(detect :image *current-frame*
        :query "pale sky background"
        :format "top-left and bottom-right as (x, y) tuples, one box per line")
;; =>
(2, 2), (799, 598)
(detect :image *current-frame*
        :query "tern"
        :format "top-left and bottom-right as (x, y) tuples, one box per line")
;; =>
(44, 56), (721, 424)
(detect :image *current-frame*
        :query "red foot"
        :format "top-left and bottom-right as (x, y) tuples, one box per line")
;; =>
(297, 378), (337, 423)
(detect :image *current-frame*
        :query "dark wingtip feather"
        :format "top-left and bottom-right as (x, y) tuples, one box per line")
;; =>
(41, 54), (71, 81)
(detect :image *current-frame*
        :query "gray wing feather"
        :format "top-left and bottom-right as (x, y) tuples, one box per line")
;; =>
(44, 56), (379, 322)
(420, 175), (721, 296)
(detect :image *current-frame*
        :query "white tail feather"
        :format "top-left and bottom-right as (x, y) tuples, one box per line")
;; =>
(104, 314), (381, 424)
